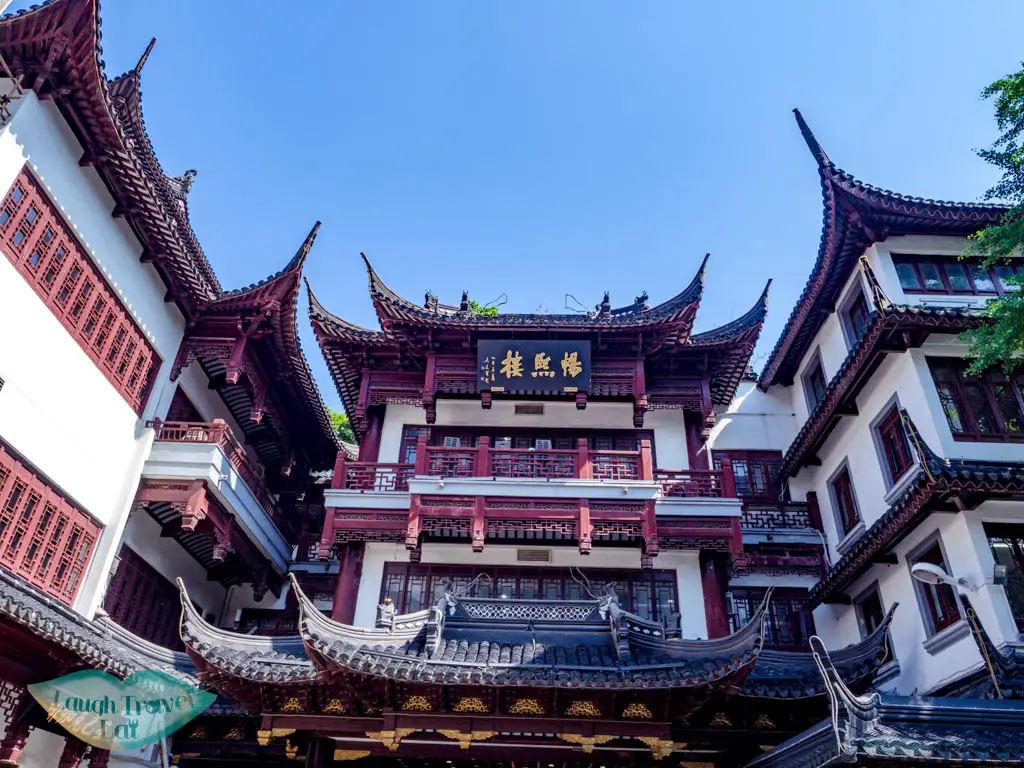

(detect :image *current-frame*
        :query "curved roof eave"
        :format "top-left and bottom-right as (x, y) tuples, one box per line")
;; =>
(361, 252), (707, 331)
(690, 279), (771, 347)
(0, 0), (221, 314)
(758, 109), (1008, 390)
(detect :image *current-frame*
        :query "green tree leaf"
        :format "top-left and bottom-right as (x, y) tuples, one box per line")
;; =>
(327, 407), (356, 444)
(962, 63), (1024, 374)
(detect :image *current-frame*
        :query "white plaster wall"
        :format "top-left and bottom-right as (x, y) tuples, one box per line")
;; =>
(355, 542), (708, 639)
(811, 508), (1000, 696)
(0, 93), (201, 618)
(789, 351), (944, 564)
(707, 381), (798, 454)
(788, 265), (876, 425)
(378, 400), (689, 469)
(119, 511), (227, 624)
(6, 94), (186, 359)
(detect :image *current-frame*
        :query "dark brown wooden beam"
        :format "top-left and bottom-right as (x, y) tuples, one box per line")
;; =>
(822, 593), (852, 605)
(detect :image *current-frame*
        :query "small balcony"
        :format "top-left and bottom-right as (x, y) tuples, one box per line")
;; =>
(141, 419), (290, 572)
(321, 440), (760, 561)
(333, 436), (737, 500)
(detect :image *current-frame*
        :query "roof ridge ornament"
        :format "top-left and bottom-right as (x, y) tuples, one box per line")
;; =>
(135, 37), (156, 75)
(793, 108), (832, 168)
(809, 635), (880, 759)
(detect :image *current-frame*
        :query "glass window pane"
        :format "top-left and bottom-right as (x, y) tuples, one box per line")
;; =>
(943, 263), (971, 291)
(963, 380), (999, 434)
(990, 373), (1023, 435)
(896, 263), (922, 290)
(969, 264), (996, 292)
(995, 265), (1022, 291)
(919, 263), (944, 291)
(630, 578), (654, 620)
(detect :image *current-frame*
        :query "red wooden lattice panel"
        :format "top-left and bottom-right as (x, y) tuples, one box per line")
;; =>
(103, 545), (182, 650)
(0, 167), (161, 415)
(490, 449), (576, 479)
(591, 452), (639, 481)
(0, 442), (101, 604)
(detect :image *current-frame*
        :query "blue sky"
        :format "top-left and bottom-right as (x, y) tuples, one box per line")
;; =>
(47, 1), (1024, 409)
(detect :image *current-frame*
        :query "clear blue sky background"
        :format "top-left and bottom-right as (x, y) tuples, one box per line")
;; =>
(33, 1), (1024, 410)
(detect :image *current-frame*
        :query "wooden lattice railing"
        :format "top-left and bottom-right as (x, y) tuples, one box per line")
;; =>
(335, 462), (416, 492)
(331, 437), (738, 499)
(149, 419), (278, 520)
(653, 467), (736, 498)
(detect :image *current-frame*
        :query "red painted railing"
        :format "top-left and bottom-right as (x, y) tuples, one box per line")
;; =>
(329, 437), (736, 499)
(654, 465), (736, 499)
(150, 419), (278, 520)
(334, 461), (416, 492)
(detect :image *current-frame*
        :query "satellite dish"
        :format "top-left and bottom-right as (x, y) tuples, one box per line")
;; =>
(911, 562), (953, 586)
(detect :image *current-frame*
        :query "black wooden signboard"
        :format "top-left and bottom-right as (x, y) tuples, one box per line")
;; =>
(478, 340), (591, 393)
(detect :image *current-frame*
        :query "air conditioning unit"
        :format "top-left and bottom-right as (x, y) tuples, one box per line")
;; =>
(517, 548), (552, 563)
(494, 438), (512, 448)
(515, 403), (544, 415)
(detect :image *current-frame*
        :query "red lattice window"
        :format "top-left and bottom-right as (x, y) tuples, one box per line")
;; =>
(0, 168), (161, 414)
(103, 546), (182, 650)
(0, 441), (101, 604)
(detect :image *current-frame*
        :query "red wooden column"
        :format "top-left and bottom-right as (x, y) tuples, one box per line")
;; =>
(474, 436), (491, 477)
(0, 693), (31, 767)
(578, 498), (592, 555)
(806, 491), (824, 531)
(57, 738), (88, 768)
(359, 407), (384, 463)
(331, 452), (348, 490)
(684, 411), (710, 470)
(331, 541), (365, 623)
(700, 551), (730, 638)
(576, 438), (592, 479)
(719, 460), (737, 498)
(638, 439), (654, 481)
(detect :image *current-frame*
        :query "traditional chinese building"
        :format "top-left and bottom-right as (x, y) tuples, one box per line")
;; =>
(0, 0), (1021, 767)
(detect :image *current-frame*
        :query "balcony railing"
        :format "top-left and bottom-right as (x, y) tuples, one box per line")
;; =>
(654, 469), (735, 499)
(334, 462), (416, 492)
(739, 502), (813, 531)
(331, 436), (738, 499)
(149, 419), (278, 520)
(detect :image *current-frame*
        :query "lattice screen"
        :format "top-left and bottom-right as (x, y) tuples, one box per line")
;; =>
(0, 167), (161, 414)
(0, 442), (101, 604)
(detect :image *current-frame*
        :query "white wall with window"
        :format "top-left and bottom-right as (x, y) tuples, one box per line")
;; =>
(788, 350), (944, 562)
(786, 266), (879, 426)
(0, 93), (194, 616)
(377, 400), (692, 470)
(354, 542), (708, 640)
(813, 512), (982, 697)
(871, 234), (1015, 310)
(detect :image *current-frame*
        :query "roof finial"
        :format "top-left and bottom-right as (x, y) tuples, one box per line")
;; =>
(793, 108), (831, 168)
(136, 37), (156, 74)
